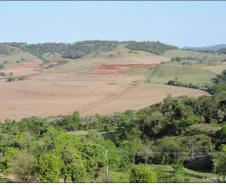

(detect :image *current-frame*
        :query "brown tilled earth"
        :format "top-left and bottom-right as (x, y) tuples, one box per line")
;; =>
(0, 54), (209, 121)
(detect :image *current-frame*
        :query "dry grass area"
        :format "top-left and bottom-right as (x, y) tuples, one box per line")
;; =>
(0, 71), (208, 121)
(47, 50), (169, 74)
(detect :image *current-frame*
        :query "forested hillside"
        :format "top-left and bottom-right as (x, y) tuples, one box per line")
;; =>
(2, 41), (177, 61)
(0, 70), (226, 182)
(125, 41), (177, 55)
(218, 48), (226, 54)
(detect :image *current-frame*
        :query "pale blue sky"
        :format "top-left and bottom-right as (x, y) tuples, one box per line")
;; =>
(0, 1), (226, 47)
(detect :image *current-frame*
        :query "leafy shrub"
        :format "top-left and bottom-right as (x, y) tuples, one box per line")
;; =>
(6, 75), (15, 82)
(130, 164), (157, 183)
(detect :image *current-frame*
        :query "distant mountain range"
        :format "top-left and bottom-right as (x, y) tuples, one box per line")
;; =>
(183, 44), (226, 52)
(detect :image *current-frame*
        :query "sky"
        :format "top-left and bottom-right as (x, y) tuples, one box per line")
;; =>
(0, 1), (226, 47)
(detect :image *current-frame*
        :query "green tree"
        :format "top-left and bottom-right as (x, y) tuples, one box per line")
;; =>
(19, 117), (48, 136)
(77, 143), (107, 176)
(118, 139), (142, 168)
(61, 147), (86, 182)
(38, 153), (63, 182)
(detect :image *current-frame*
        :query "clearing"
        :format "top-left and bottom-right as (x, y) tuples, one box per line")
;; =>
(0, 50), (208, 121)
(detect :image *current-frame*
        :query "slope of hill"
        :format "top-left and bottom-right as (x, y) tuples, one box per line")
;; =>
(5, 41), (177, 61)
(183, 44), (226, 52)
(0, 44), (38, 67)
(218, 47), (226, 54)
(128, 49), (226, 89)
(0, 43), (209, 121)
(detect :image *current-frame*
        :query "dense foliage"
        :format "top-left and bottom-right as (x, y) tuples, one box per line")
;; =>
(125, 41), (177, 55)
(8, 41), (119, 60)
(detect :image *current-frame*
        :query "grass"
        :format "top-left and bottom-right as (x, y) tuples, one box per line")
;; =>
(68, 130), (89, 136)
(110, 164), (218, 183)
(128, 49), (226, 87)
(46, 58), (99, 73)
(89, 45), (153, 59)
(204, 64), (226, 74)
(0, 50), (37, 67)
(185, 123), (222, 135)
(150, 63), (215, 85)
(111, 170), (130, 182)
(129, 63), (216, 86)
(149, 164), (217, 183)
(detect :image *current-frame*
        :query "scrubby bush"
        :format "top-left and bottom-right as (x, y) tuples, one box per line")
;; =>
(17, 76), (26, 80)
(0, 72), (5, 76)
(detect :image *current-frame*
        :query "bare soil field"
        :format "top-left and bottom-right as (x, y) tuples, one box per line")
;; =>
(0, 71), (208, 121)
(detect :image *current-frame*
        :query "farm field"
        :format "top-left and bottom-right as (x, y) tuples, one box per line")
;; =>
(1, 44), (226, 121)
(0, 68), (208, 121)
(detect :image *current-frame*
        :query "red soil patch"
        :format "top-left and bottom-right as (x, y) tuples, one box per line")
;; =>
(90, 64), (156, 74)
(1, 60), (42, 80)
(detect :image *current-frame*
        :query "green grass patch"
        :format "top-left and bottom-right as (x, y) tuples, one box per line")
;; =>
(185, 123), (222, 136)
(204, 65), (226, 74)
(145, 63), (215, 86)
(47, 59), (98, 73)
